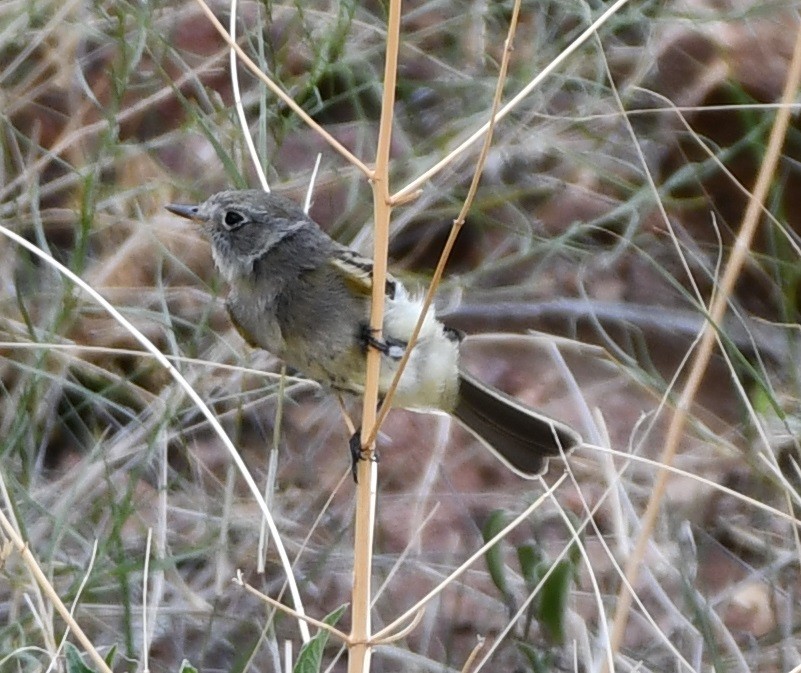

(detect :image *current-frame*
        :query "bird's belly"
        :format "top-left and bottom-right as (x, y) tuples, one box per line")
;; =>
(282, 335), (459, 412)
(381, 339), (460, 411)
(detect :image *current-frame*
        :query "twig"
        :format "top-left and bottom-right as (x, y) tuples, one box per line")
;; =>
(258, 364), (285, 574)
(347, 0), (403, 670)
(192, 0), (373, 178)
(46, 540), (100, 673)
(0, 223), (311, 643)
(374, 475), (566, 640)
(392, 0), (632, 201)
(460, 636), (486, 673)
(304, 154), (323, 214)
(234, 571), (351, 643)
(229, 0), (269, 191)
(141, 529), (152, 672)
(364, 0), (522, 446)
(0, 464), (57, 656)
(0, 509), (112, 673)
(370, 609), (425, 646)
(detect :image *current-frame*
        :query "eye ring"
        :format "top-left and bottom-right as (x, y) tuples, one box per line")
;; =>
(223, 210), (245, 229)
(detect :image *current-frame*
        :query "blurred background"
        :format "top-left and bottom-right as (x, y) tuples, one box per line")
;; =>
(1, 0), (800, 670)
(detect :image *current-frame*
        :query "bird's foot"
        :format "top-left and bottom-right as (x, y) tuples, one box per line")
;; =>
(348, 431), (379, 483)
(358, 324), (405, 360)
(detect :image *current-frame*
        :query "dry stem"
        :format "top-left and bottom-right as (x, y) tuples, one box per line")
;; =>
(192, 0), (372, 178)
(364, 0), (523, 446)
(0, 507), (112, 673)
(347, 0), (403, 671)
(604, 20), (801, 666)
(0, 222), (311, 643)
(392, 0), (632, 201)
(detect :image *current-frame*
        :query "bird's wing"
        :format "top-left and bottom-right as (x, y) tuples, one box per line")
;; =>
(329, 247), (399, 300)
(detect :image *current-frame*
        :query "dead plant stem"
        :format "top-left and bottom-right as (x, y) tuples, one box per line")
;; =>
(604, 20), (801, 667)
(348, 0), (402, 670)
(192, 0), (372, 178)
(393, 0), (631, 201)
(364, 0), (522, 446)
(0, 507), (112, 673)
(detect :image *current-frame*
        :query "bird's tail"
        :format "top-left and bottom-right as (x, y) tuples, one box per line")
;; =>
(453, 369), (581, 478)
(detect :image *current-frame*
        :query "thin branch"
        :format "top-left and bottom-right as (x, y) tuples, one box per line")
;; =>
(234, 571), (351, 643)
(374, 475), (566, 640)
(192, 0), (373, 178)
(304, 153), (323, 214)
(393, 0), (632, 201)
(0, 341), (318, 384)
(460, 636), (486, 673)
(0, 463), (56, 656)
(258, 363), (285, 574)
(229, 0), (269, 191)
(0, 223), (311, 643)
(364, 0), (522, 445)
(580, 444), (801, 527)
(46, 540), (100, 673)
(605, 21), (801, 667)
(0, 509), (112, 673)
(347, 0), (403, 670)
(370, 609), (425, 646)
(141, 529), (153, 672)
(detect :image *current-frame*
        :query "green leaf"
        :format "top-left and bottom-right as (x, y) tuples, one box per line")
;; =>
(517, 544), (546, 636)
(178, 660), (199, 673)
(536, 560), (574, 645)
(64, 643), (96, 673)
(293, 604), (348, 673)
(517, 641), (553, 673)
(563, 512), (583, 569)
(516, 543), (544, 589)
(481, 510), (510, 598)
(103, 645), (117, 668)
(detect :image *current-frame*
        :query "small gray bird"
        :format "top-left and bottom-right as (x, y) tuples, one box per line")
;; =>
(167, 190), (581, 479)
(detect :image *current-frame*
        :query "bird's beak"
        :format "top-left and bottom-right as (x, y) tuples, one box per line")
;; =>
(165, 203), (202, 221)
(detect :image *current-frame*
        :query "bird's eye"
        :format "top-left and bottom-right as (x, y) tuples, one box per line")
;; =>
(223, 210), (245, 229)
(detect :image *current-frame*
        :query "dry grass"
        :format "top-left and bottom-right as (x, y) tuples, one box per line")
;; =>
(1, 0), (801, 671)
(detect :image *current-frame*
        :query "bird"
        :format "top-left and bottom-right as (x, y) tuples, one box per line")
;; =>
(167, 189), (581, 480)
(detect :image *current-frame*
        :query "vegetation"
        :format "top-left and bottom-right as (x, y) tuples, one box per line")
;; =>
(1, 0), (800, 671)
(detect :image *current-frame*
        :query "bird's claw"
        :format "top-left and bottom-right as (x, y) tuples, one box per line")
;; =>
(360, 325), (390, 354)
(348, 432), (379, 483)
(359, 325), (405, 360)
